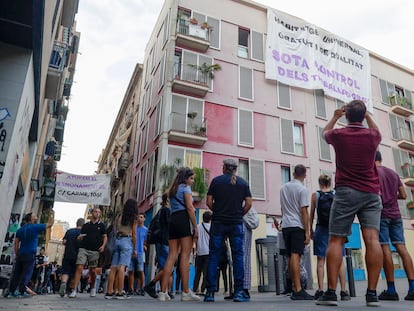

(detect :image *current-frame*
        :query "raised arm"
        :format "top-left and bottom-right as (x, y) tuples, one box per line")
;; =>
(323, 107), (345, 136)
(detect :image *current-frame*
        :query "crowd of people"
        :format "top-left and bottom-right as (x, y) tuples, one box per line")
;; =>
(5, 99), (414, 307)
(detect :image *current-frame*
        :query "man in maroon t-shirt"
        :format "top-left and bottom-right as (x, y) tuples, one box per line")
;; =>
(316, 100), (383, 307)
(375, 151), (414, 301)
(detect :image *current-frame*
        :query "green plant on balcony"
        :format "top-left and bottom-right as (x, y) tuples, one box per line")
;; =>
(189, 18), (198, 25)
(389, 94), (412, 109)
(160, 158), (182, 191)
(192, 167), (209, 200)
(201, 22), (213, 30)
(187, 111), (197, 119)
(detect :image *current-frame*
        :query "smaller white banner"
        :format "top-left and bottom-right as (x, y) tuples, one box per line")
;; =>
(55, 171), (111, 206)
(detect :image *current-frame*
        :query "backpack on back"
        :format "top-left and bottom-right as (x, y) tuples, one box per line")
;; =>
(146, 210), (162, 244)
(316, 190), (334, 227)
(146, 206), (169, 245)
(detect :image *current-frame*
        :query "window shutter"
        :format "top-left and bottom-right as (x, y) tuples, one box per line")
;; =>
(280, 118), (294, 153)
(318, 126), (331, 161)
(278, 82), (291, 109)
(154, 97), (162, 139)
(379, 79), (389, 105)
(315, 90), (326, 118)
(250, 159), (265, 199)
(239, 109), (253, 146)
(392, 147), (403, 176)
(389, 114), (398, 139)
(251, 31), (264, 61)
(239, 66), (253, 100)
(207, 17), (220, 49)
(405, 89), (413, 106)
(146, 157), (153, 196)
(158, 54), (165, 91)
(171, 95), (187, 132)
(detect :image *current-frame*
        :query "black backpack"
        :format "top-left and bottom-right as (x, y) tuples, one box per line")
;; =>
(316, 190), (334, 227)
(146, 206), (169, 245)
(146, 210), (162, 245)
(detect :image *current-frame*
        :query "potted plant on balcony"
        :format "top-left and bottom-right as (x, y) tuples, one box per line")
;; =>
(187, 111), (197, 119)
(200, 22), (213, 30)
(189, 18), (198, 25)
(192, 167), (209, 201)
(188, 62), (222, 83)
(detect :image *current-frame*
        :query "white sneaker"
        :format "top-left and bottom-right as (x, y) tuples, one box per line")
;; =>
(68, 290), (76, 298)
(90, 288), (96, 297)
(158, 291), (171, 302)
(181, 290), (201, 302)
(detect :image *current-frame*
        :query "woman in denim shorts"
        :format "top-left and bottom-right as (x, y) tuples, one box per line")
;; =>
(105, 199), (138, 299)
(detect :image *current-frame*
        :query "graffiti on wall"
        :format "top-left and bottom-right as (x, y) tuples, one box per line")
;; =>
(0, 213), (20, 265)
(0, 107), (11, 180)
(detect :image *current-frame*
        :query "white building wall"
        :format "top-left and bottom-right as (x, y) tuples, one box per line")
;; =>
(0, 43), (35, 252)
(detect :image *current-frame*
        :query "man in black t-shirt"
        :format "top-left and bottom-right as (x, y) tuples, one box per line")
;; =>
(59, 218), (84, 297)
(68, 208), (106, 298)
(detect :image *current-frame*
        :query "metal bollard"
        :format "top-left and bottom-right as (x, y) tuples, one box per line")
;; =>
(274, 253), (280, 295)
(345, 248), (356, 297)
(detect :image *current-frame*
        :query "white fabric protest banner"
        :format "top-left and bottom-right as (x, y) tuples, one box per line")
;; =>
(55, 171), (111, 206)
(265, 8), (372, 112)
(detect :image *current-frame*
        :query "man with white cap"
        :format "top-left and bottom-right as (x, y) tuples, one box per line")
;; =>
(204, 158), (252, 303)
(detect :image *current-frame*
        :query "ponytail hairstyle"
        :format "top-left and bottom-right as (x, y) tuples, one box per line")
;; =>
(168, 167), (194, 198)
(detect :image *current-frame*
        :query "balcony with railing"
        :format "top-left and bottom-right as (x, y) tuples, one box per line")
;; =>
(390, 94), (413, 117)
(176, 17), (211, 52)
(168, 112), (207, 146)
(63, 78), (73, 98)
(395, 127), (414, 151)
(401, 163), (414, 186)
(172, 62), (210, 97)
(46, 42), (68, 100)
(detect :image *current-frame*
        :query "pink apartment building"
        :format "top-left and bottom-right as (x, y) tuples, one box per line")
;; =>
(129, 0), (414, 282)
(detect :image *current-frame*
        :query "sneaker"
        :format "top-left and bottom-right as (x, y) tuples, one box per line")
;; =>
(378, 290), (399, 301)
(291, 289), (314, 300)
(204, 291), (215, 302)
(158, 291), (171, 302)
(182, 290), (201, 301)
(90, 288), (96, 297)
(316, 290), (338, 306)
(104, 293), (114, 299)
(144, 284), (157, 298)
(243, 289), (250, 299)
(168, 291), (175, 299)
(224, 293), (234, 300)
(233, 290), (250, 302)
(366, 291), (380, 307)
(405, 291), (414, 301)
(137, 288), (145, 296)
(68, 290), (76, 298)
(115, 293), (125, 300)
(59, 283), (66, 297)
(340, 290), (351, 301)
(314, 290), (324, 300)
(11, 291), (22, 298)
(21, 291), (32, 298)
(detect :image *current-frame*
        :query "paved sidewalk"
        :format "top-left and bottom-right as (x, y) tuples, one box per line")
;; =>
(1, 279), (413, 311)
